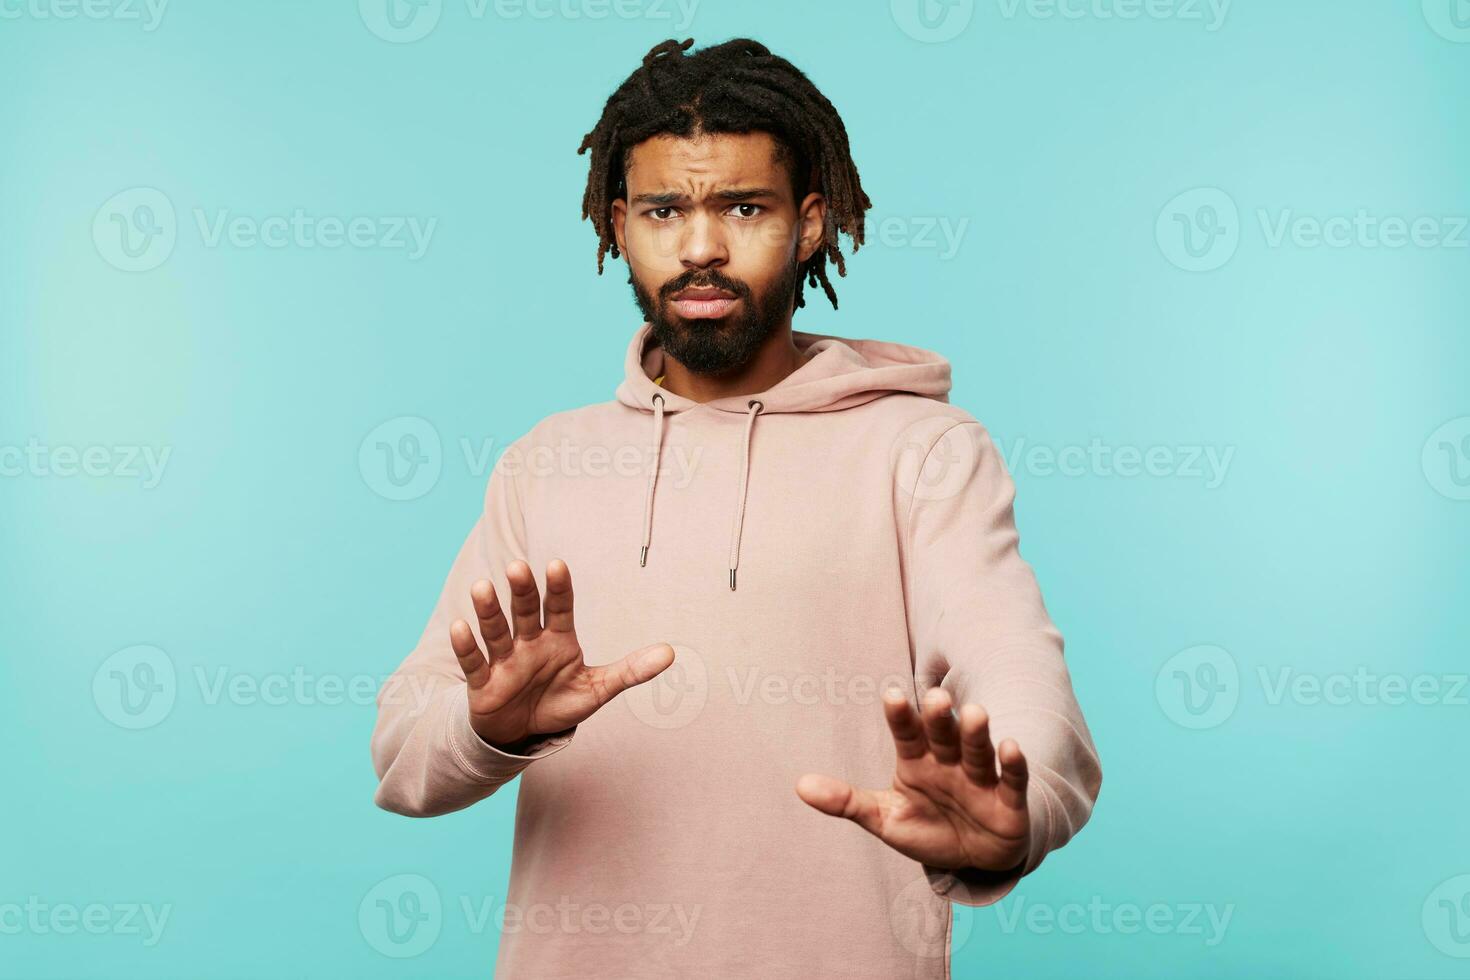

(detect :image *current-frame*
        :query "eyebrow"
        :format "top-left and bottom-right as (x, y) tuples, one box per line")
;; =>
(631, 187), (781, 206)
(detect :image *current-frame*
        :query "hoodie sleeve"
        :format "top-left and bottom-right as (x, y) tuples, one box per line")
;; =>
(371, 443), (577, 818)
(899, 417), (1102, 907)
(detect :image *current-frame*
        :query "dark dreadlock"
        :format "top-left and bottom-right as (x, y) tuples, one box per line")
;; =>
(577, 37), (872, 312)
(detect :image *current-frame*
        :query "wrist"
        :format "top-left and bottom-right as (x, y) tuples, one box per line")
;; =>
(481, 732), (538, 754)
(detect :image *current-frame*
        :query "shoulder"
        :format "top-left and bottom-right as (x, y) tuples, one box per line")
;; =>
(867, 393), (995, 458)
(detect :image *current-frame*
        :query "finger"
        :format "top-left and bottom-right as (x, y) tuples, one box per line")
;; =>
(882, 686), (929, 761)
(584, 642), (675, 708)
(793, 774), (887, 838)
(921, 687), (961, 765)
(505, 559), (543, 641)
(450, 619), (491, 690)
(959, 704), (998, 787)
(470, 579), (513, 660)
(543, 559), (575, 633)
(996, 738), (1030, 810)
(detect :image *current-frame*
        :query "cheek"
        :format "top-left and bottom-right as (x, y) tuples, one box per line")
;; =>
(625, 221), (685, 272)
(729, 223), (797, 288)
(730, 217), (795, 259)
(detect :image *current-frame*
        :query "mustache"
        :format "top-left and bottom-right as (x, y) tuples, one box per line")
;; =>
(660, 270), (749, 299)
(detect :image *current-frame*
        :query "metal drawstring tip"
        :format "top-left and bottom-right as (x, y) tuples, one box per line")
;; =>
(639, 546), (648, 567)
(729, 568), (737, 591)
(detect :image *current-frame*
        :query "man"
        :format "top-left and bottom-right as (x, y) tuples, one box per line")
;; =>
(371, 36), (1101, 978)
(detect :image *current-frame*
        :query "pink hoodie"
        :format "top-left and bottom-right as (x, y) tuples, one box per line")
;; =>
(371, 322), (1102, 978)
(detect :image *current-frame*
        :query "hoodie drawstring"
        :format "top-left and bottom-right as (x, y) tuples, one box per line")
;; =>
(639, 392), (666, 568)
(728, 399), (763, 591)
(637, 394), (764, 591)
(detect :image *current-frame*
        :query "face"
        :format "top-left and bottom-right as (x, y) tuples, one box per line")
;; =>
(611, 131), (826, 376)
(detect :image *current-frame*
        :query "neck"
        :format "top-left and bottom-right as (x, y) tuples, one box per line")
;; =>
(658, 324), (809, 403)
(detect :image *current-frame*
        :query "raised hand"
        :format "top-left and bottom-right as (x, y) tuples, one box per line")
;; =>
(450, 558), (675, 749)
(795, 685), (1032, 876)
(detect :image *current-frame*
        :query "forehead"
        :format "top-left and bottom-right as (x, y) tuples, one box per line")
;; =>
(623, 131), (786, 194)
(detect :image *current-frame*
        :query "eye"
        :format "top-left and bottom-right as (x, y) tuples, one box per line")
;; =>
(650, 207), (680, 221)
(730, 204), (764, 219)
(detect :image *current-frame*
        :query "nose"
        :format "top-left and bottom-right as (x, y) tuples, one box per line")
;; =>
(677, 209), (728, 271)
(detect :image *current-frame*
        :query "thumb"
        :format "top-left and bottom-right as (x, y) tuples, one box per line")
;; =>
(585, 642), (676, 707)
(795, 774), (887, 838)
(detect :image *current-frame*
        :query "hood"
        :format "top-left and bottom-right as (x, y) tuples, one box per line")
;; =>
(615, 321), (951, 417)
(614, 321), (952, 589)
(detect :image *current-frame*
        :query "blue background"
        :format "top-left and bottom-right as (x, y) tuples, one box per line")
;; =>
(2, 1), (1467, 977)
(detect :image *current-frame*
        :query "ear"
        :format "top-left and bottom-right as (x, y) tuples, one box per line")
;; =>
(795, 191), (827, 265)
(611, 198), (628, 258)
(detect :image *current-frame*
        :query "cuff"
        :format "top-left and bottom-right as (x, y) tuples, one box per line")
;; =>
(925, 778), (1054, 907)
(444, 693), (576, 782)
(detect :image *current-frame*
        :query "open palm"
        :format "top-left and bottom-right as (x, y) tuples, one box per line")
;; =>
(796, 685), (1031, 876)
(450, 558), (674, 748)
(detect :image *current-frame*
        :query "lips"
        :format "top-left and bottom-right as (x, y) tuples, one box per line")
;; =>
(670, 285), (739, 319)
(670, 296), (739, 319)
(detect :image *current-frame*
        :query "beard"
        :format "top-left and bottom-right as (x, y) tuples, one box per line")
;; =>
(628, 258), (799, 377)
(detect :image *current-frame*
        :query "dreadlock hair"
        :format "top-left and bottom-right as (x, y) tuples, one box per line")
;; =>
(577, 37), (872, 312)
